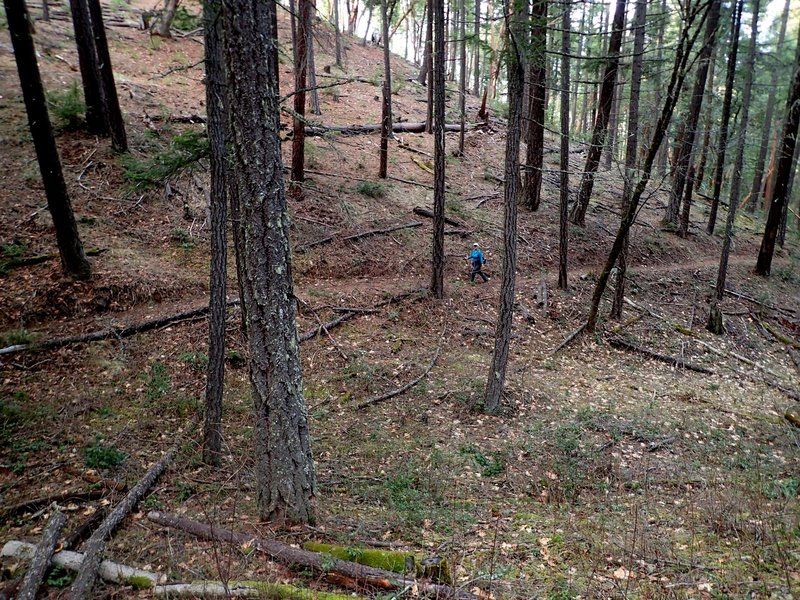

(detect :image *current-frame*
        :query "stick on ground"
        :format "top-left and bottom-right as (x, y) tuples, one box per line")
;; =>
(16, 511), (66, 600)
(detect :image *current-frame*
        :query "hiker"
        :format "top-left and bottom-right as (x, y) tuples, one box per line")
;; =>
(467, 242), (489, 283)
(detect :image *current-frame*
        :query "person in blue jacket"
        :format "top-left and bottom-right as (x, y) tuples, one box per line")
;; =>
(468, 242), (489, 283)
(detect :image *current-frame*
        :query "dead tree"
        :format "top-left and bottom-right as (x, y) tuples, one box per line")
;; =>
(4, 0), (91, 280)
(570, 0), (626, 226)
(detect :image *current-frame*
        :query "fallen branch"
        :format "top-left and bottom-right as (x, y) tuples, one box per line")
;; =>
(67, 435), (184, 599)
(0, 489), (104, 522)
(1, 541), (158, 589)
(412, 206), (463, 227)
(295, 235), (336, 253)
(0, 248), (105, 272)
(154, 581), (360, 598)
(62, 507), (108, 551)
(0, 300), (240, 356)
(761, 320), (800, 349)
(302, 121), (476, 137)
(357, 322), (446, 409)
(16, 512), (66, 600)
(608, 337), (713, 374)
(342, 222), (423, 243)
(551, 324), (586, 355)
(147, 511), (476, 599)
(721, 286), (796, 315)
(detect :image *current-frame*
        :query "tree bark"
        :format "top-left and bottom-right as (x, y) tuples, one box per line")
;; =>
(430, 0), (446, 298)
(333, 0), (343, 66)
(663, 0), (720, 228)
(558, 0), (570, 290)
(756, 21), (800, 275)
(472, 0), (480, 95)
(223, 0), (315, 524)
(347, 0), (357, 34)
(715, 0), (759, 294)
(754, 0), (790, 214)
(457, 0), (466, 155)
(694, 46), (718, 190)
(569, 0), (626, 226)
(653, 0), (668, 175)
(67, 444), (179, 598)
(4, 0), (91, 280)
(292, 0), (312, 186)
(67, 0), (104, 134)
(523, 0), (546, 211)
(706, 0), (742, 235)
(307, 11), (321, 116)
(379, 0), (393, 178)
(156, 0), (179, 36)
(602, 70), (622, 170)
(202, 0), (226, 467)
(483, 0), (523, 414)
(87, 0), (127, 151)
(16, 512), (66, 600)
(610, 0), (646, 319)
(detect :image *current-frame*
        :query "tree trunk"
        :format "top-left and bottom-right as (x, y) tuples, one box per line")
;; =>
(16, 512), (66, 600)
(4, 0), (91, 280)
(558, 0), (570, 290)
(706, 0), (742, 235)
(418, 0), (430, 83)
(202, 0), (226, 467)
(361, 9), (372, 45)
(347, 0), (357, 34)
(87, 0), (127, 151)
(430, 0), (445, 298)
(156, 0), (178, 37)
(379, 0), (393, 178)
(586, 0), (708, 333)
(223, 0), (315, 525)
(663, 0), (720, 228)
(483, 0), (523, 414)
(292, 0), (312, 186)
(654, 0), (668, 175)
(333, 0), (343, 67)
(457, 0), (466, 155)
(780, 140), (800, 244)
(754, 0), (790, 214)
(610, 0), (646, 319)
(756, 22), (800, 275)
(472, 0), (480, 95)
(425, 0), (434, 132)
(569, 0), (626, 226)
(694, 46), (718, 190)
(523, 0), (546, 211)
(602, 70), (622, 170)
(714, 0), (759, 293)
(68, 0), (105, 134)
(307, 10), (321, 116)
(570, 0), (586, 133)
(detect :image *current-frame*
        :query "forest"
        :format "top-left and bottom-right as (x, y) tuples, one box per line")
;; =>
(0, 0), (799, 595)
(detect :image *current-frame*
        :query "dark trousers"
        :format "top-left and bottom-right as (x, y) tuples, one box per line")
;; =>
(470, 263), (488, 282)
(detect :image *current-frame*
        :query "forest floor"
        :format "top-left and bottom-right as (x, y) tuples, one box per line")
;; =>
(0, 1), (799, 598)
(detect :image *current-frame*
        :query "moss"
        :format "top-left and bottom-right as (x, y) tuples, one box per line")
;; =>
(126, 575), (155, 589)
(303, 542), (415, 574)
(228, 581), (361, 599)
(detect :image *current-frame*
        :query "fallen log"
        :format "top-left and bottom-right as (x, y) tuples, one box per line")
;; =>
(303, 121), (476, 137)
(154, 581), (363, 598)
(16, 512), (66, 600)
(1, 541), (158, 589)
(67, 439), (182, 599)
(552, 324), (586, 355)
(0, 300), (241, 356)
(342, 222), (423, 243)
(62, 507), (107, 551)
(0, 489), (105, 522)
(412, 206), (463, 227)
(0, 248), (105, 272)
(608, 337), (714, 374)
(146, 511), (477, 599)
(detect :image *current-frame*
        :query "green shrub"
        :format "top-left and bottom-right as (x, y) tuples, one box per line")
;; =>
(172, 5), (200, 30)
(356, 180), (386, 198)
(48, 81), (85, 131)
(83, 438), (126, 469)
(121, 130), (209, 188)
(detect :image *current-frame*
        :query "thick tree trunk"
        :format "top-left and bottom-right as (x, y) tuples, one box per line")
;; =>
(570, 0), (626, 226)
(754, 0), (790, 214)
(4, 0), (91, 280)
(664, 0), (720, 228)
(223, 0), (315, 524)
(706, 0), (742, 235)
(558, 0), (570, 290)
(523, 0), (546, 211)
(756, 22), (800, 275)
(292, 0), (312, 186)
(610, 0), (646, 319)
(68, 0), (104, 134)
(483, 0), (523, 414)
(714, 0), (759, 294)
(202, 0), (226, 467)
(379, 0), (392, 178)
(430, 0), (445, 298)
(586, 0), (706, 333)
(156, 0), (178, 37)
(87, 0), (127, 151)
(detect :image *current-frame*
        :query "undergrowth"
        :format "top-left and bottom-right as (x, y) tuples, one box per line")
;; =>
(122, 129), (209, 189)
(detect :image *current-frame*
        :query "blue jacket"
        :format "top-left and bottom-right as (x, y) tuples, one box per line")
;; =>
(469, 249), (486, 267)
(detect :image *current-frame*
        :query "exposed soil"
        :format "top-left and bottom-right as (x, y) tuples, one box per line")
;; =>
(0, 1), (798, 598)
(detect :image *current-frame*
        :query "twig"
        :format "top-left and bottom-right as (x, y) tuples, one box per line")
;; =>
(357, 321), (446, 409)
(551, 324), (586, 355)
(608, 337), (714, 374)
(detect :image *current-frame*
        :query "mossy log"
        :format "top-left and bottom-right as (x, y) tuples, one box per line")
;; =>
(303, 542), (416, 574)
(154, 581), (362, 598)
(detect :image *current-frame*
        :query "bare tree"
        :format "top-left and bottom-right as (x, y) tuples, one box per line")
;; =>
(4, 0), (91, 280)
(483, 0), (524, 414)
(569, 0), (626, 226)
(706, 0), (742, 235)
(223, 0), (315, 524)
(756, 22), (800, 275)
(558, 0), (570, 290)
(430, 0), (445, 297)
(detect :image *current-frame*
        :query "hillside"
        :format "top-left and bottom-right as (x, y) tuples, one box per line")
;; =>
(0, 1), (799, 598)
